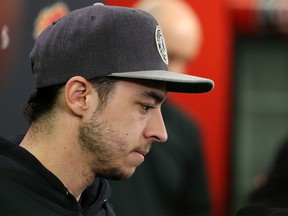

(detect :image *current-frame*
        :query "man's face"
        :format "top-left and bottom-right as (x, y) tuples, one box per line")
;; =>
(79, 79), (167, 180)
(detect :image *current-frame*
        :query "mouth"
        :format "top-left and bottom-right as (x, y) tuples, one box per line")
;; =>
(135, 149), (149, 157)
(131, 148), (150, 165)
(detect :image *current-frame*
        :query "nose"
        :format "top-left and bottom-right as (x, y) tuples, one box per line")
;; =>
(144, 109), (168, 143)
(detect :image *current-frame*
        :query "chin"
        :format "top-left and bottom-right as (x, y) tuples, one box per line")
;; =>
(112, 169), (136, 180)
(98, 166), (136, 180)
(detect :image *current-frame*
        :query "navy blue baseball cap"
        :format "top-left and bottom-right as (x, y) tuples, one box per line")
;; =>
(30, 3), (214, 93)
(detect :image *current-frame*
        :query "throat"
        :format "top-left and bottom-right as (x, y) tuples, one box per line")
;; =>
(64, 168), (96, 200)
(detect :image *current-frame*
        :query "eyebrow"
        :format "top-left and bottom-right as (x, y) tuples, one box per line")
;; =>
(138, 90), (167, 104)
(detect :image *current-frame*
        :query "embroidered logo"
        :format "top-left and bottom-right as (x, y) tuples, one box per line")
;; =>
(155, 25), (168, 65)
(33, 2), (69, 39)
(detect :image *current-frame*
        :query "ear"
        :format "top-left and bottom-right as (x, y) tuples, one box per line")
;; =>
(64, 76), (95, 117)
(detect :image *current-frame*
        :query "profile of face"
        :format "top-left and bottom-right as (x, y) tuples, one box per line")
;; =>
(78, 79), (168, 180)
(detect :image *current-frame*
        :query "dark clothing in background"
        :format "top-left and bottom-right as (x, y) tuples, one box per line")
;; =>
(0, 136), (116, 216)
(248, 137), (288, 208)
(235, 137), (288, 216)
(110, 102), (211, 216)
(236, 204), (288, 216)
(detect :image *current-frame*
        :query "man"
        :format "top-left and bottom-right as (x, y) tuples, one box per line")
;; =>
(0, 3), (213, 215)
(109, 0), (211, 215)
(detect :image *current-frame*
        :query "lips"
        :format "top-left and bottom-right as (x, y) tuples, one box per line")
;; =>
(135, 149), (149, 157)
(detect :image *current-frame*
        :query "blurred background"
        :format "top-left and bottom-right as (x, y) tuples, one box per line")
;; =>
(1, 0), (288, 215)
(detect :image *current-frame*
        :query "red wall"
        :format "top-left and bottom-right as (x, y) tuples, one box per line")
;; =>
(106, 0), (233, 215)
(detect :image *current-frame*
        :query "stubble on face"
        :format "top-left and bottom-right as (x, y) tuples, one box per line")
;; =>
(78, 108), (131, 180)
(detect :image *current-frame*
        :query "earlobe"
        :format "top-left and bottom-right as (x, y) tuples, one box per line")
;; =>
(65, 76), (92, 117)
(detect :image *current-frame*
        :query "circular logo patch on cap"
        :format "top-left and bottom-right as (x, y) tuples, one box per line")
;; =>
(155, 26), (168, 65)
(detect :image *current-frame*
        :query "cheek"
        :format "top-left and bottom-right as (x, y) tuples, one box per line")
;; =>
(119, 119), (145, 142)
(125, 124), (145, 139)
(104, 104), (147, 142)
(107, 106), (144, 131)
(119, 119), (147, 147)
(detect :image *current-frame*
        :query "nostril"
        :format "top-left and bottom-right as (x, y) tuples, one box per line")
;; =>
(153, 132), (168, 143)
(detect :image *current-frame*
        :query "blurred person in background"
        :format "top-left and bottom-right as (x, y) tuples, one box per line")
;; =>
(109, 0), (211, 215)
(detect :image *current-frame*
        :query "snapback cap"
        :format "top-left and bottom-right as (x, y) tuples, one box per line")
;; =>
(30, 3), (214, 93)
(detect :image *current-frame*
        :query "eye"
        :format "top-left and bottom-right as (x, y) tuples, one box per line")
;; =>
(142, 104), (154, 112)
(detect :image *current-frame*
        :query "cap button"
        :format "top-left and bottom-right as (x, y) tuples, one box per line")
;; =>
(93, 2), (104, 6)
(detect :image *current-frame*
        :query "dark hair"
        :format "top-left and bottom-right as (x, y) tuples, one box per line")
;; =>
(23, 77), (119, 124)
(90, 77), (118, 112)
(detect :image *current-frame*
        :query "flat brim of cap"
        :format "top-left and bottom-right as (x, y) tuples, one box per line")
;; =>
(109, 70), (214, 93)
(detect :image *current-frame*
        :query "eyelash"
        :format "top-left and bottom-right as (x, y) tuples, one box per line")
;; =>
(142, 104), (154, 112)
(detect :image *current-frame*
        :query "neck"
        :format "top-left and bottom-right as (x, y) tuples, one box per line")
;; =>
(20, 124), (95, 200)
